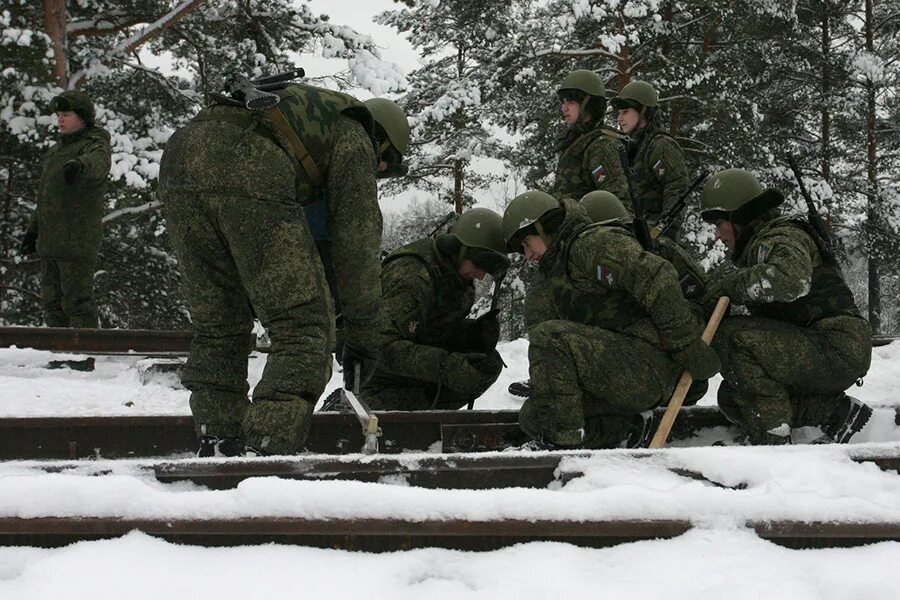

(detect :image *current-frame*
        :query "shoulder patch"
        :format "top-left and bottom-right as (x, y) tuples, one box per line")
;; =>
(596, 264), (615, 286)
(407, 320), (418, 336)
(652, 159), (665, 178)
(679, 273), (702, 299)
(591, 164), (606, 183)
(756, 242), (771, 264)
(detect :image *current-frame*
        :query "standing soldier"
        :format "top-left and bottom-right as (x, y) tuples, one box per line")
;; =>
(611, 80), (689, 239)
(159, 77), (382, 456)
(357, 208), (508, 410)
(502, 192), (720, 449)
(553, 69), (629, 205)
(700, 169), (872, 445)
(304, 97), (410, 319)
(21, 91), (111, 328)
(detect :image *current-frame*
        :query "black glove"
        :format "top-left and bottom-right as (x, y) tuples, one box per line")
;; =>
(341, 342), (379, 392)
(443, 350), (503, 395)
(20, 229), (37, 256)
(63, 160), (83, 184)
(470, 309), (500, 352)
(670, 337), (721, 381)
(700, 276), (734, 317)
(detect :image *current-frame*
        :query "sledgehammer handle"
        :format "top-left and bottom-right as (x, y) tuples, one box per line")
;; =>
(649, 296), (730, 449)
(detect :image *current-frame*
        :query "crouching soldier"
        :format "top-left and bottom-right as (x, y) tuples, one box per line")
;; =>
(699, 169), (872, 445)
(360, 208), (510, 410)
(502, 192), (720, 449)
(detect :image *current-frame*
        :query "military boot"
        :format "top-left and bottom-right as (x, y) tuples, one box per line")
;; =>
(197, 435), (244, 457)
(508, 379), (532, 398)
(822, 395), (873, 444)
(622, 410), (664, 449)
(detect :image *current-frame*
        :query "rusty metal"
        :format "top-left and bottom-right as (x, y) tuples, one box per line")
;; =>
(0, 516), (896, 550)
(0, 326), (195, 353)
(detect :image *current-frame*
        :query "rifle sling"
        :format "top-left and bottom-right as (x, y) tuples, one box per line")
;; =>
(265, 105), (322, 186)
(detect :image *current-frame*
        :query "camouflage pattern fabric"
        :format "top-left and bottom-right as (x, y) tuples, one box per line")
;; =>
(623, 126), (689, 228)
(706, 215), (871, 443)
(523, 272), (556, 332)
(362, 238), (502, 410)
(553, 124), (629, 207)
(29, 125), (111, 327)
(159, 98), (378, 453)
(520, 200), (706, 446)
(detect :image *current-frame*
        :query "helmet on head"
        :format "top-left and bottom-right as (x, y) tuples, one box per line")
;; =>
(49, 90), (95, 127)
(610, 80), (658, 111)
(580, 191), (632, 225)
(448, 208), (509, 275)
(364, 98), (410, 156)
(700, 168), (784, 225)
(502, 191), (560, 252)
(557, 69), (605, 98)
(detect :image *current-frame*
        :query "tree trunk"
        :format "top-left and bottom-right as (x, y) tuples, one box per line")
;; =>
(43, 0), (68, 87)
(616, 8), (631, 87)
(453, 159), (464, 215)
(864, 0), (881, 332)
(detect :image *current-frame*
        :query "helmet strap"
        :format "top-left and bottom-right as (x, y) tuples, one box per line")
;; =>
(578, 95), (591, 124)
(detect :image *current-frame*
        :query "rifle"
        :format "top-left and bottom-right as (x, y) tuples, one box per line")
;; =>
(616, 145), (656, 251)
(787, 156), (834, 256)
(223, 67), (306, 111)
(428, 211), (458, 238)
(649, 170), (709, 240)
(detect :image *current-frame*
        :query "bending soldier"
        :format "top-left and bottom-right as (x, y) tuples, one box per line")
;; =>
(611, 80), (689, 239)
(22, 91), (111, 328)
(159, 78), (382, 456)
(553, 70), (629, 205)
(502, 192), (720, 449)
(699, 169), (872, 445)
(359, 208), (509, 410)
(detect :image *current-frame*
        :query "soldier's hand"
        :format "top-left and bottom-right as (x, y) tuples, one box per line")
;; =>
(19, 229), (37, 256)
(670, 337), (721, 381)
(443, 351), (503, 395)
(63, 160), (83, 184)
(470, 309), (501, 352)
(700, 277), (732, 316)
(341, 342), (379, 392)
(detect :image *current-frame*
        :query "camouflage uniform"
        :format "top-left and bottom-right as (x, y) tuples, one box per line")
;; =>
(553, 123), (629, 207)
(707, 216), (871, 443)
(362, 237), (503, 410)
(510, 199), (716, 448)
(28, 91), (111, 328)
(159, 83), (381, 455)
(623, 124), (689, 230)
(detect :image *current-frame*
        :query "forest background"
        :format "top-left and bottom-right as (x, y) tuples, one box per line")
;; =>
(1, 0), (898, 337)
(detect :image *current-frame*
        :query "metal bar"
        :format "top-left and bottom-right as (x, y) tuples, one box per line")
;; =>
(0, 326), (259, 354)
(0, 516), (895, 550)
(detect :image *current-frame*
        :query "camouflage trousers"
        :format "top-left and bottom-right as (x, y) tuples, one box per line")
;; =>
(523, 320), (682, 448)
(40, 257), (99, 328)
(712, 313), (871, 443)
(363, 371), (496, 411)
(165, 189), (335, 453)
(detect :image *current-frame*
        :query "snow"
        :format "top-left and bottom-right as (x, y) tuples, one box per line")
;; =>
(0, 340), (899, 596)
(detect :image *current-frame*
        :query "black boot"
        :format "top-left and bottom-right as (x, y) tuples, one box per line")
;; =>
(197, 435), (244, 458)
(822, 395), (873, 444)
(508, 379), (532, 398)
(623, 410), (663, 449)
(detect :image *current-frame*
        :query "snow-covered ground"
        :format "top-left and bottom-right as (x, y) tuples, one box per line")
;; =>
(1, 340), (899, 599)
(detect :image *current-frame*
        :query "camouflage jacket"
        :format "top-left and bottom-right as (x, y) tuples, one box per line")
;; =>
(716, 215), (863, 326)
(623, 125), (689, 223)
(540, 199), (703, 351)
(370, 238), (476, 384)
(553, 122), (629, 208)
(32, 126), (111, 259)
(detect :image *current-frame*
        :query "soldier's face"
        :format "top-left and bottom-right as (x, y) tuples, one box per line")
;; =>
(522, 234), (547, 262)
(561, 100), (581, 125)
(617, 108), (643, 135)
(715, 220), (738, 251)
(55, 111), (85, 134)
(458, 259), (488, 281)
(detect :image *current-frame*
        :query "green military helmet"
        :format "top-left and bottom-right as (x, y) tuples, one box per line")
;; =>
(610, 80), (658, 111)
(449, 207), (510, 275)
(49, 90), (95, 126)
(558, 69), (605, 98)
(700, 168), (784, 224)
(580, 190), (632, 225)
(364, 98), (410, 156)
(502, 190), (559, 251)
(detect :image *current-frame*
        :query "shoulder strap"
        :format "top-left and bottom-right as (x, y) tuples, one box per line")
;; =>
(265, 105), (322, 186)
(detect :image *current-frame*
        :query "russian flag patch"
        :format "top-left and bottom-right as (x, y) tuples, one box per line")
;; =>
(596, 264), (614, 286)
(653, 159), (665, 177)
(591, 164), (606, 183)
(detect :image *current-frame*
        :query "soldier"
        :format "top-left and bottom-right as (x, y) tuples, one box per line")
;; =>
(358, 208), (509, 410)
(553, 69), (629, 205)
(502, 192), (720, 449)
(611, 80), (689, 239)
(305, 97), (410, 318)
(158, 78), (382, 456)
(21, 91), (111, 328)
(699, 169), (872, 445)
